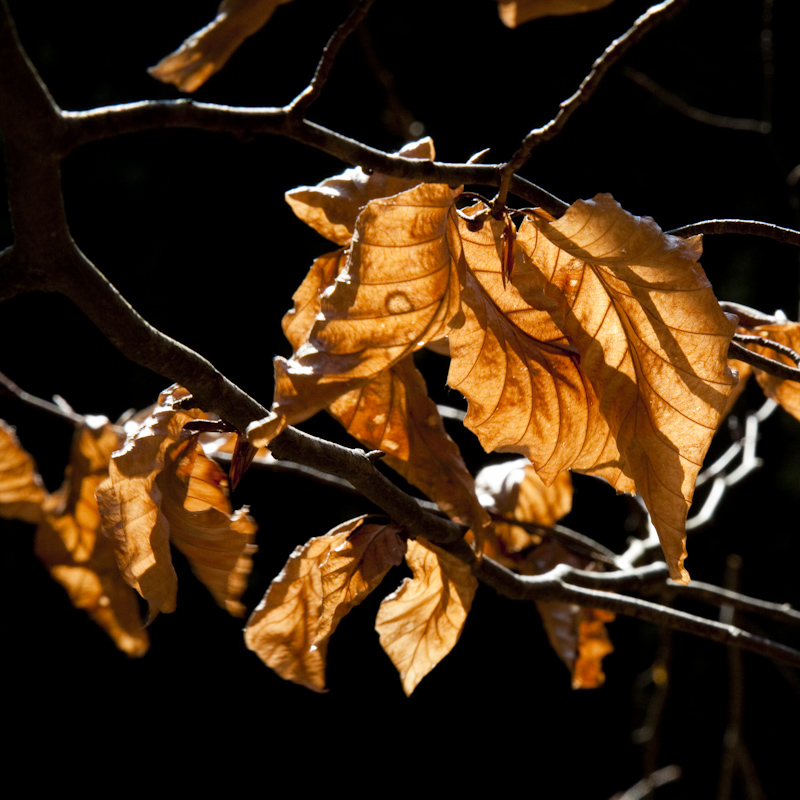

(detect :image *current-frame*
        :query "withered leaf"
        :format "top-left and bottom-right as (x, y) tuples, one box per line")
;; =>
(475, 457), (572, 555)
(245, 517), (403, 691)
(329, 356), (490, 533)
(285, 138), (436, 246)
(273, 182), (463, 426)
(35, 419), (149, 657)
(99, 385), (255, 617)
(525, 540), (614, 688)
(149, 0), (294, 92)
(516, 195), (738, 583)
(158, 434), (257, 617)
(497, 0), (614, 27)
(375, 538), (477, 696)
(0, 420), (47, 524)
(740, 321), (800, 421)
(447, 206), (623, 486)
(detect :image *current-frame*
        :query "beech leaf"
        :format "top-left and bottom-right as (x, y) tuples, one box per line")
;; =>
(497, 0), (614, 27)
(285, 138), (436, 246)
(0, 420), (47, 524)
(148, 0), (294, 92)
(245, 516), (403, 691)
(516, 195), (738, 583)
(740, 321), (800, 421)
(35, 419), (149, 657)
(273, 182), (463, 425)
(376, 538), (477, 696)
(447, 206), (623, 486)
(475, 458), (572, 555)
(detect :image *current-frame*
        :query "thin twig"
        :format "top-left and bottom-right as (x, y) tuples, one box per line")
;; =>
(669, 219), (800, 246)
(495, 0), (687, 205)
(728, 339), (800, 383)
(625, 67), (771, 134)
(287, 0), (375, 118)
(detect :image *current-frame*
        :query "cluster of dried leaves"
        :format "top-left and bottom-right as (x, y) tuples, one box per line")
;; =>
(5, 130), (798, 695)
(3, 0), (800, 697)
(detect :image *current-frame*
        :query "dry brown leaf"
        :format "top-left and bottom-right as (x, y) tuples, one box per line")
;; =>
(741, 321), (800, 421)
(316, 519), (407, 643)
(0, 420), (47, 524)
(516, 195), (738, 583)
(525, 539), (614, 688)
(329, 356), (491, 533)
(157, 433), (258, 617)
(497, 0), (614, 27)
(475, 458), (572, 554)
(34, 419), (149, 657)
(285, 138), (436, 246)
(273, 182), (463, 425)
(448, 206), (624, 487)
(98, 385), (254, 617)
(148, 0), (294, 92)
(375, 538), (477, 696)
(245, 517), (403, 691)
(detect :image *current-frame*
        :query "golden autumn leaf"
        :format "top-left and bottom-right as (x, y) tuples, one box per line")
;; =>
(525, 540), (614, 688)
(329, 356), (490, 533)
(515, 195), (738, 583)
(245, 517), (405, 691)
(98, 385), (256, 617)
(475, 457), (572, 554)
(273, 181), (463, 425)
(34, 419), (149, 657)
(497, 0), (614, 27)
(148, 0), (294, 92)
(157, 433), (257, 617)
(448, 205), (623, 487)
(285, 138), (436, 247)
(375, 538), (477, 696)
(739, 321), (800, 422)
(0, 419), (47, 524)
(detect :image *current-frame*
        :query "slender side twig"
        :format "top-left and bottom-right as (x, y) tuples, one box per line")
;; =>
(719, 301), (785, 327)
(668, 219), (800, 247)
(624, 67), (771, 134)
(287, 0), (375, 118)
(495, 0), (687, 206)
(729, 339), (800, 383)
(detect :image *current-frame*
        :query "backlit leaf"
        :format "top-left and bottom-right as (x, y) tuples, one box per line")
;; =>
(447, 206), (623, 486)
(273, 182), (463, 425)
(741, 321), (800, 421)
(376, 538), (477, 696)
(285, 138), (436, 246)
(0, 420), (47, 524)
(516, 195), (738, 582)
(245, 517), (401, 691)
(35, 419), (149, 657)
(149, 0), (294, 92)
(497, 0), (614, 27)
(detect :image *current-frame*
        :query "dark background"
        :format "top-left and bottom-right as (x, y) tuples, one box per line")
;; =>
(2, 1), (799, 796)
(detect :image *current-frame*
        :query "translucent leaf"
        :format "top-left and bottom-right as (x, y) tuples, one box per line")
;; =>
(245, 517), (402, 691)
(273, 182), (463, 425)
(475, 458), (572, 554)
(0, 420), (47, 524)
(497, 0), (614, 27)
(741, 321), (800, 421)
(376, 539), (477, 696)
(448, 207), (623, 486)
(516, 195), (738, 582)
(35, 419), (149, 656)
(148, 0), (294, 92)
(158, 434), (258, 617)
(285, 138), (436, 246)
